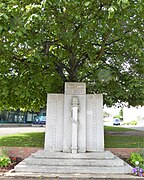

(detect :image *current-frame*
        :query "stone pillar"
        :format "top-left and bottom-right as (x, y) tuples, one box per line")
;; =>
(71, 96), (79, 153)
(63, 83), (86, 153)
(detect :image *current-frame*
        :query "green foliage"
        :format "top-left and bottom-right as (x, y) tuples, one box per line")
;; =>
(113, 115), (121, 119)
(104, 126), (144, 148)
(123, 120), (137, 125)
(103, 111), (111, 118)
(129, 152), (144, 166)
(117, 108), (123, 119)
(0, 156), (11, 167)
(0, 149), (11, 167)
(0, 132), (45, 147)
(105, 135), (144, 148)
(0, 148), (9, 157)
(104, 126), (132, 132)
(130, 120), (138, 125)
(0, 0), (144, 110)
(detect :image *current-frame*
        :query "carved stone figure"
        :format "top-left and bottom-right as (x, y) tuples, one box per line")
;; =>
(71, 96), (79, 153)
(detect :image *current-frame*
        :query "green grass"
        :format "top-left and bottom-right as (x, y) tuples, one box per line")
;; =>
(0, 126), (144, 148)
(104, 126), (133, 132)
(105, 135), (144, 148)
(0, 132), (45, 147)
(104, 126), (144, 148)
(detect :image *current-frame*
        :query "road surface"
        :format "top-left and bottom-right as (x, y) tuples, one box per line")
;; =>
(0, 127), (45, 136)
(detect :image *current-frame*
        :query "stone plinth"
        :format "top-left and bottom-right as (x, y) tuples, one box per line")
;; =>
(15, 150), (132, 174)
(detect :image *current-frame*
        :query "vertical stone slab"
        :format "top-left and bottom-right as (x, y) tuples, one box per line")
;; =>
(63, 82), (86, 153)
(63, 95), (72, 152)
(86, 94), (104, 152)
(78, 95), (86, 152)
(44, 94), (64, 151)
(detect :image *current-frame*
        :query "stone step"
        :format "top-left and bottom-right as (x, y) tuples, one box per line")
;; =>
(15, 162), (132, 174)
(14, 151), (133, 175)
(32, 150), (115, 159)
(25, 156), (124, 167)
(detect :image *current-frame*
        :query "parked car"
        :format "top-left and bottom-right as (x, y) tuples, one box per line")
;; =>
(34, 116), (46, 125)
(113, 118), (120, 126)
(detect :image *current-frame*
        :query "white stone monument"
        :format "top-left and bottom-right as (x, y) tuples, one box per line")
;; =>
(45, 82), (104, 153)
(15, 82), (132, 175)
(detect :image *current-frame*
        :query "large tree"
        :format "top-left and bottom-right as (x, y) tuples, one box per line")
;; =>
(0, 0), (144, 111)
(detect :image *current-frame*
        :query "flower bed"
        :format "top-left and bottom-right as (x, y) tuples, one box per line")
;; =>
(0, 156), (23, 173)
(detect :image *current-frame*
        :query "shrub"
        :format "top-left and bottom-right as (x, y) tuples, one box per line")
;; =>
(0, 156), (11, 167)
(130, 120), (137, 125)
(123, 122), (130, 125)
(0, 148), (11, 167)
(0, 148), (9, 156)
(129, 152), (144, 166)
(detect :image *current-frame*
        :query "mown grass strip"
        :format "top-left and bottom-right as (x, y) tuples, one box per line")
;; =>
(104, 126), (134, 132)
(105, 135), (144, 148)
(0, 132), (45, 147)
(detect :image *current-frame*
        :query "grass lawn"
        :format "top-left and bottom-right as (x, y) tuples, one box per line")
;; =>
(104, 126), (144, 148)
(105, 135), (144, 148)
(104, 126), (133, 132)
(0, 132), (45, 147)
(0, 126), (144, 148)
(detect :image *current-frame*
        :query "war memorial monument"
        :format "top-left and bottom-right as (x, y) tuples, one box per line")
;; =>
(15, 82), (132, 174)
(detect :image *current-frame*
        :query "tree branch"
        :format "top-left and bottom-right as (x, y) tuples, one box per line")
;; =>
(96, 32), (111, 61)
(54, 61), (67, 81)
(43, 40), (58, 56)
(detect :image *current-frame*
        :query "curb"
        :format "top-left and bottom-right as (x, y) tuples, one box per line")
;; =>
(2, 172), (144, 180)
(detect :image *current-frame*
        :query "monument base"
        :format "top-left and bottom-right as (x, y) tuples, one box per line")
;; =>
(14, 150), (132, 174)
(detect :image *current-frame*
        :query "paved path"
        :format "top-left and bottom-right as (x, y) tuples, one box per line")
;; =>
(1, 125), (144, 137)
(122, 125), (144, 131)
(104, 122), (144, 132)
(0, 127), (45, 136)
(1, 172), (144, 180)
(105, 130), (144, 136)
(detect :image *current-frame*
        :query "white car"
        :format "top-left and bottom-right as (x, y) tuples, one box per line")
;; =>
(113, 118), (120, 126)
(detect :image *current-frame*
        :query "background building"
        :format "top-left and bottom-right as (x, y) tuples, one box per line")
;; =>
(0, 109), (46, 124)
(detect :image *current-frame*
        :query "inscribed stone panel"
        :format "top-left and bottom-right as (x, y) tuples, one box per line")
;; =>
(65, 82), (86, 95)
(44, 94), (64, 151)
(94, 94), (104, 151)
(86, 94), (104, 152)
(63, 95), (72, 152)
(77, 95), (86, 152)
